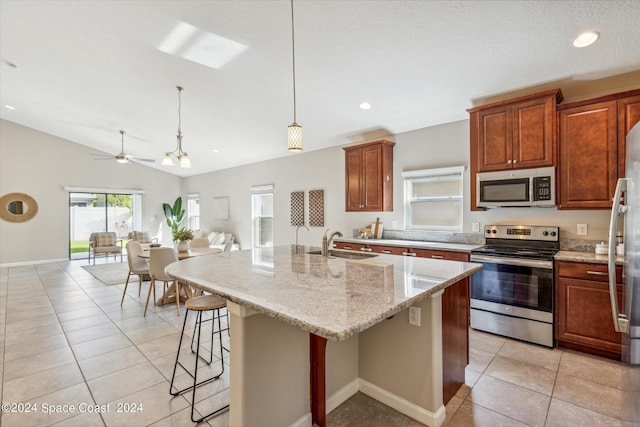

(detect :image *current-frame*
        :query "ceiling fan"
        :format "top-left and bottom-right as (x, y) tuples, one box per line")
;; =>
(91, 130), (155, 164)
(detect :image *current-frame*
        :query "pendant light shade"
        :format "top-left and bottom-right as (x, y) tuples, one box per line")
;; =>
(163, 86), (191, 168)
(287, 0), (303, 153)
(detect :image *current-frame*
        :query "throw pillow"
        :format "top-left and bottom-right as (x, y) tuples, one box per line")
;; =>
(96, 233), (116, 247)
(133, 231), (152, 243)
(210, 233), (226, 246)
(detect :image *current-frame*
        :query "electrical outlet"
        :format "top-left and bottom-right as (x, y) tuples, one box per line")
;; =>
(391, 220), (398, 229)
(409, 306), (421, 326)
(472, 222), (480, 232)
(577, 224), (588, 236)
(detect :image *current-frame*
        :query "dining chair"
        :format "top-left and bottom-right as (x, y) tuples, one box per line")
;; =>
(145, 247), (179, 316)
(120, 241), (149, 306)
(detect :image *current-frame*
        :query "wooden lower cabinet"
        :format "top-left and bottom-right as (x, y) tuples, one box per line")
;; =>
(555, 261), (623, 360)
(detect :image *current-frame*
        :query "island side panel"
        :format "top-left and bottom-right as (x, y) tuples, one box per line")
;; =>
(358, 291), (445, 425)
(228, 302), (310, 427)
(442, 277), (470, 403)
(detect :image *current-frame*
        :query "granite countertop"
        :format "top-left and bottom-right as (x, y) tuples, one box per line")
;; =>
(166, 245), (482, 342)
(555, 250), (624, 265)
(334, 237), (481, 253)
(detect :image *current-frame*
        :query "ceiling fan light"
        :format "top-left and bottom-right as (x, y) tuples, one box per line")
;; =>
(116, 156), (128, 164)
(179, 153), (191, 168)
(288, 122), (303, 152)
(162, 153), (175, 166)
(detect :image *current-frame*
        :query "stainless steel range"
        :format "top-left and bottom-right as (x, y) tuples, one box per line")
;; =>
(470, 225), (559, 347)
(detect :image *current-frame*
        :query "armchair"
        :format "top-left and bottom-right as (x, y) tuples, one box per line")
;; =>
(128, 230), (155, 250)
(88, 232), (123, 265)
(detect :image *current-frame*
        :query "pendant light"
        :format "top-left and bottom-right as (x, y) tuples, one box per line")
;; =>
(162, 86), (191, 168)
(287, 0), (303, 152)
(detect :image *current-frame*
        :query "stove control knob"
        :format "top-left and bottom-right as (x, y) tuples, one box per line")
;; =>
(491, 229), (497, 234)
(543, 231), (549, 236)
(551, 231), (557, 236)
(486, 229), (491, 234)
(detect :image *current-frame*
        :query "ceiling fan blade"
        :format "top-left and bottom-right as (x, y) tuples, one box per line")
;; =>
(127, 155), (156, 163)
(90, 153), (113, 158)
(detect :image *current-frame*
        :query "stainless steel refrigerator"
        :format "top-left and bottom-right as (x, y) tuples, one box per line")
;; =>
(609, 122), (640, 424)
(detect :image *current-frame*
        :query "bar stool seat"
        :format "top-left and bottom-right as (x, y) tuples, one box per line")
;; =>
(169, 294), (229, 423)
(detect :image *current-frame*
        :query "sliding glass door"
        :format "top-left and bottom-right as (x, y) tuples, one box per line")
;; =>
(69, 192), (140, 260)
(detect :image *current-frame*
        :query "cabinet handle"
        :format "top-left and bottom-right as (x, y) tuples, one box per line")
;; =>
(343, 245), (352, 250)
(586, 270), (608, 276)
(402, 252), (417, 257)
(431, 255), (444, 259)
(386, 175), (391, 181)
(507, 160), (512, 164)
(360, 247), (372, 252)
(513, 159), (517, 164)
(382, 250), (392, 254)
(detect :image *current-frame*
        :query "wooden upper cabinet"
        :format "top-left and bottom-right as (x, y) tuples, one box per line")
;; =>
(344, 140), (394, 212)
(617, 93), (640, 175)
(558, 100), (618, 209)
(557, 89), (640, 210)
(470, 89), (561, 172)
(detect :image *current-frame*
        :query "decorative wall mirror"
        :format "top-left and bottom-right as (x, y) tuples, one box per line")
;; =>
(0, 192), (39, 222)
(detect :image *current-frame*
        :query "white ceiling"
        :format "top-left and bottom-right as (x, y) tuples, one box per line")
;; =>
(1, 1), (639, 177)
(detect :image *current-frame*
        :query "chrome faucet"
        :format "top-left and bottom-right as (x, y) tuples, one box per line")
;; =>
(295, 225), (309, 251)
(322, 228), (343, 256)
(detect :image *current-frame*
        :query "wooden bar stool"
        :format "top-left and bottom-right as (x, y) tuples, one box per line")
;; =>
(169, 294), (229, 423)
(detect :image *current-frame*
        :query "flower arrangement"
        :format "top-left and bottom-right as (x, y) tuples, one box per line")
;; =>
(172, 227), (193, 242)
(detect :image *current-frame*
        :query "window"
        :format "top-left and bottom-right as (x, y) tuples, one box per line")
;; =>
(403, 166), (465, 231)
(187, 193), (200, 230)
(251, 185), (274, 248)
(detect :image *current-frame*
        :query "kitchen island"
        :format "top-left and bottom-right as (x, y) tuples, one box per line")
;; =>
(166, 245), (481, 427)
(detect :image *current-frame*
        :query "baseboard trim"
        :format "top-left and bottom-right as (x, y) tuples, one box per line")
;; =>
(0, 258), (68, 268)
(359, 378), (446, 427)
(289, 379), (359, 427)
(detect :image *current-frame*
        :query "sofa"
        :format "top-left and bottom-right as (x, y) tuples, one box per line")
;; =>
(191, 230), (240, 251)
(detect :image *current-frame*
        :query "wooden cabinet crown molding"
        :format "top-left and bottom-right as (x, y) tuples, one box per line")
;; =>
(467, 88), (564, 113)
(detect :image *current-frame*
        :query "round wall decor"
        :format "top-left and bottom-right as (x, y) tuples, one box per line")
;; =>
(0, 192), (39, 223)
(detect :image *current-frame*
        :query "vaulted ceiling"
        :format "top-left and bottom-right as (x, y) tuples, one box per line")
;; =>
(1, 1), (639, 176)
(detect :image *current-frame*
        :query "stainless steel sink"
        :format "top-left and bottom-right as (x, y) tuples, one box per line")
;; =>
(306, 250), (378, 260)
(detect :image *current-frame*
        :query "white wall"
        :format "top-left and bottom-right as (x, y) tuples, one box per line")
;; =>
(0, 119), (182, 265)
(185, 119), (611, 250)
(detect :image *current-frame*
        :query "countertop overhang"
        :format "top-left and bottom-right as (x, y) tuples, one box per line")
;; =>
(166, 245), (482, 341)
(334, 237), (480, 252)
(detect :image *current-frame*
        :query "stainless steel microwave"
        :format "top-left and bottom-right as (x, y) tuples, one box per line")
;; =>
(477, 166), (555, 208)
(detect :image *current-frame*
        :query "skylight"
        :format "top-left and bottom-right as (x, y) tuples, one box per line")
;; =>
(158, 21), (248, 69)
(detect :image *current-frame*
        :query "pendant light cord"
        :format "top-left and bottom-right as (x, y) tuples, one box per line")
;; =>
(176, 86), (183, 151)
(291, 0), (297, 123)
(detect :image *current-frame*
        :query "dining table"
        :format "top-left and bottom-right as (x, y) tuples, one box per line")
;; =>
(139, 246), (222, 306)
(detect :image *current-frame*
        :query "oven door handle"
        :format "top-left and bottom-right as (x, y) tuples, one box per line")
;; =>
(470, 254), (553, 269)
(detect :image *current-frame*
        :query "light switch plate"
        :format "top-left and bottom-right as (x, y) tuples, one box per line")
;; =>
(472, 222), (480, 232)
(409, 306), (421, 326)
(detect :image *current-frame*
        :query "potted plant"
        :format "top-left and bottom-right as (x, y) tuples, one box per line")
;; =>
(172, 227), (193, 252)
(163, 197), (186, 233)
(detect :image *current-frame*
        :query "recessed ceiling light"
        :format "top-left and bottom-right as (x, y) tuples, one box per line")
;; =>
(360, 102), (372, 110)
(4, 105), (16, 110)
(212, 149), (219, 153)
(573, 31), (599, 48)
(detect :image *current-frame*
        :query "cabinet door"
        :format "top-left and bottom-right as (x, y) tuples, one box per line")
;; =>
(558, 100), (618, 209)
(362, 144), (384, 210)
(412, 248), (469, 262)
(555, 276), (623, 358)
(477, 105), (512, 172)
(368, 244), (406, 255)
(512, 96), (555, 168)
(345, 148), (364, 211)
(618, 94), (640, 176)
(332, 241), (366, 252)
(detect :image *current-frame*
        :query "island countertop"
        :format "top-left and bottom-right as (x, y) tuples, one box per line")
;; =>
(166, 245), (482, 341)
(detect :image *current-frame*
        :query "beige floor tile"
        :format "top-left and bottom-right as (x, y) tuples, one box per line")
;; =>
(0, 383), (95, 427)
(192, 389), (230, 423)
(3, 333), (70, 362)
(469, 375), (550, 427)
(124, 323), (179, 345)
(5, 314), (60, 333)
(60, 313), (112, 332)
(101, 382), (190, 427)
(553, 373), (622, 420)
(559, 350), (623, 390)
(497, 339), (561, 371)
(50, 411), (106, 426)
(468, 347), (495, 373)
(4, 322), (65, 346)
(88, 361), (167, 405)
(56, 307), (105, 323)
(2, 362), (85, 403)
(443, 395), (464, 426)
(469, 329), (506, 355)
(146, 405), (210, 427)
(71, 333), (133, 360)
(64, 322), (122, 345)
(545, 398), (621, 427)
(78, 346), (148, 380)
(485, 355), (557, 395)
(3, 346), (77, 382)
(445, 400), (528, 427)
(135, 332), (183, 360)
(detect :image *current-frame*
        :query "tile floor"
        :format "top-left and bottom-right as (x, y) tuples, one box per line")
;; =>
(0, 260), (628, 426)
